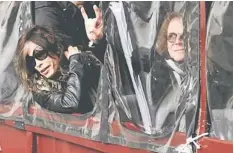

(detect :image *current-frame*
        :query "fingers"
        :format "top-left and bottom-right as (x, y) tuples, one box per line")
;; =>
(82, 5), (103, 41)
(82, 5), (102, 21)
(93, 5), (101, 19)
(68, 46), (75, 52)
(64, 46), (81, 60)
(93, 5), (102, 28)
(87, 26), (104, 41)
(81, 7), (88, 21)
(68, 46), (80, 53)
(73, 46), (81, 53)
(64, 51), (69, 59)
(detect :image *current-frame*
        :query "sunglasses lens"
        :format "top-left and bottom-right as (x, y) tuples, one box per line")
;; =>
(33, 49), (48, 60)
(26, 56), (36, 74)
(167, 32), (186, 43)
(168, 33), (177, 43)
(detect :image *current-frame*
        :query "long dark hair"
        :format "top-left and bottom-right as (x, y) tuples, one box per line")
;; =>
(15, 25), (65, 91)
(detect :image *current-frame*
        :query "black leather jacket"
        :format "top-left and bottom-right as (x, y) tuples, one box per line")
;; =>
(32, 52), (101, 114)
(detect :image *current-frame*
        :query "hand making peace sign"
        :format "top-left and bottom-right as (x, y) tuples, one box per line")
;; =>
(81, 5), (104, 41)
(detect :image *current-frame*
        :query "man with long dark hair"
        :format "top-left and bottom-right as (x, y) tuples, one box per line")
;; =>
(15, 26), (101, 114)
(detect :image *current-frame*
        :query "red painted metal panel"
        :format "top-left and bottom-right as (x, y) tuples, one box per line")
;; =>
(1, 120), (152, 153)
(196, 2), (233, 153)
(25, 121), (187, 153)
(198, 137), (233, 153)
(197, 1), (207, 136)
(112, 122), (186, 147)
(0, 123), (33, 153)
(25, 124), (151, 153)
(36, 134), (103, 153)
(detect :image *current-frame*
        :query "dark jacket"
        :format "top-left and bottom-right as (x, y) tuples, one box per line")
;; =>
(32, 52), (101, 114)
(33, 1), (106, 63)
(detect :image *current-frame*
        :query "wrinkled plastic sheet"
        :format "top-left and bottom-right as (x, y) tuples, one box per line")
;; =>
(0, 1), (200, 152)
(103, 2), (199, 152)
(206, 1), (233, 141)
(0, 1), (32, 121)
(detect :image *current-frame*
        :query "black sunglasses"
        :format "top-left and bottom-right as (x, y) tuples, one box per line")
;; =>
(32, 48), (49, 61)
(26, 48), (49, 74)
(167, 32), (187, 43)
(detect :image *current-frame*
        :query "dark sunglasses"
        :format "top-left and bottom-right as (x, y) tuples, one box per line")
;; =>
(167, 32), (186, 43)
(32, 49), (49, 61)
(26, 49), (49, 74)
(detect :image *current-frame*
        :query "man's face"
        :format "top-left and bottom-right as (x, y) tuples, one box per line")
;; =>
(24, 41), (60, 78)
(167, 17), (185, 62)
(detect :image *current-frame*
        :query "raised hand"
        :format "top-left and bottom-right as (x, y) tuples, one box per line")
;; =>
(64, 46), (81, 60)
(81, 5), (103, 41)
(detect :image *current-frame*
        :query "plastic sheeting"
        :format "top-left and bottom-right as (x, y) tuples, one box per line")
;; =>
(0, 1), (201, 153)
(103, 2), (199, 152)
(206, 1), (233, 141)
(0, 1), (32, 120)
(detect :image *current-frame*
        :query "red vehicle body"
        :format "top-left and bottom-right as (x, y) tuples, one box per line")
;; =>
(0, 2), (232, 153)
